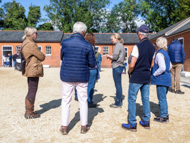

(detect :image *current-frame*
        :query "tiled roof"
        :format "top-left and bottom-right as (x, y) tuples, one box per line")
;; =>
(149, 17), (190, 40)
(64, 33), (140, 44)
(0, 31), (140, 44)
(0, 31), (64, 42)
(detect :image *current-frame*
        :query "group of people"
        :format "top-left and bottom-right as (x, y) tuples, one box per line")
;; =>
(20, 22), (185, 135)
(3, 52), (19, 67)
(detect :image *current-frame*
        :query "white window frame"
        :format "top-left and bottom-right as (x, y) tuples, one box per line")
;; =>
(38, 46), (42, 52)
(2, 46), (13, 65)
(95, 46), (100, 53)
(124, 47), (128, 57)
(178, 37), (184, 71)
(16, 46), (21, 54)
(103, 46), (109, 55)
(178, 37), (184, 47)
(45, 46), (52, 56)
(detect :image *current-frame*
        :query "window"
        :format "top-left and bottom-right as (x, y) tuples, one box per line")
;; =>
(38, 46), (42, 51)
(16, 46), (21, 54)
(46, 46), (51, 55)
(103, 46), (109, 55)
(95, 46), (99, 53)
(178, 37), (184, 47)
(178, 37), (184, 71)
(3, 46), (12, 51)
(125, 47), (128, 57)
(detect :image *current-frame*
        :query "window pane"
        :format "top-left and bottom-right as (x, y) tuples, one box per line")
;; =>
(46, 46), (51, 55)
(38, 46), (42, 51)
(16, 46), (21, 54)
(103, 46), (108, 55)
(3, 47), (12, 51)
(125, 47), (128, 57)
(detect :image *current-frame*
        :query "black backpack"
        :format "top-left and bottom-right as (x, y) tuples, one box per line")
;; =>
(15, 42), (29, 72)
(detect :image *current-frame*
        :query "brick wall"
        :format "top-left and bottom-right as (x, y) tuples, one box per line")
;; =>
(150, 31), (190, 72)
(95, 44), (135, 68)
(0, 42), (135, 68)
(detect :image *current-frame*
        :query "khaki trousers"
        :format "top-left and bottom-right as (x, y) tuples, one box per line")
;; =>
(170, 63), (182, 91)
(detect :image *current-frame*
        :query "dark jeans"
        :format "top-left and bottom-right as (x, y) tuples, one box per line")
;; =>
(113, 66), (123, 106)
(87, 69), (98, 104)
(74, 69), (98, 105)
(14, 61), (16, 67)
(27, 77), (39, 100)
(9, 61), (12, 67)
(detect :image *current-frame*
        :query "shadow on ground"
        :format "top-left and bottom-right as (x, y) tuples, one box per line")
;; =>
(126, 101), (160, 121)
(68, 94), (105, 133)
(36, 99), (61, 114)
(181, 84), (190, 89)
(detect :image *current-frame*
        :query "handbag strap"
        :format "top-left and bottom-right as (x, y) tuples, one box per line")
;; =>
(21, 42), (32, 66)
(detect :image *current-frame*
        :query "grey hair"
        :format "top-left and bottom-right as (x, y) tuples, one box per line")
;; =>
(73, 22), (87, 34)
(139, 32), (148, 37)
(22, 27), (37, 40)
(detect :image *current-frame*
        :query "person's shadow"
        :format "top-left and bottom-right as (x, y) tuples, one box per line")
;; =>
(150, 101), (160, 117)
(181, 84), (190, 89)
(67, 94), (105, 133)
(127, 102), (160, 121)
(35, 99), (61, 114)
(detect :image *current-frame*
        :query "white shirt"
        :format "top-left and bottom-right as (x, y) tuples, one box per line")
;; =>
(153, 53), (172, 76)
(131, 45), (155, 59)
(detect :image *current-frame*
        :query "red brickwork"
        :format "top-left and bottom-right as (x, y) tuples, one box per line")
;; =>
(0, 42), (135, 68)
(150, 31), (190, 72)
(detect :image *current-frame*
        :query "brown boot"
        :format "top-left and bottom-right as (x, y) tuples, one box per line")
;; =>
(25, 97), (40, 119)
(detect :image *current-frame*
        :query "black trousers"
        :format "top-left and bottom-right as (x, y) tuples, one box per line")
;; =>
(27, 77), (39, 100)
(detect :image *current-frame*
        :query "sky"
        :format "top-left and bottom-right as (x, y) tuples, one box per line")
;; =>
(1, 0), (123, 22)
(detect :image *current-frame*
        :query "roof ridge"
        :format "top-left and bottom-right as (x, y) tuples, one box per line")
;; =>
(165, 17), (190, 36)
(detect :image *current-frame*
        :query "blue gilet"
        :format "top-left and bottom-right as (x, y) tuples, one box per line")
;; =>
(151, 49), (171, 87)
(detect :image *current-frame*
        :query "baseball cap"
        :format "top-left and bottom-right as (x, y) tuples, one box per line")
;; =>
(137, 25), (149, 34)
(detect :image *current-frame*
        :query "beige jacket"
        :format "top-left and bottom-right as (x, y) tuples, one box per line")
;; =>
(22, 37), (45, 77)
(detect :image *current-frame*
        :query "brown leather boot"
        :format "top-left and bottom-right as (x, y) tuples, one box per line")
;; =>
(25, 97), (40, 119)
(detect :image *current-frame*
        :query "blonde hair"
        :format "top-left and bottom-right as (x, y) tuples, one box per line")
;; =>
(156, 37), (168, 51)
(22, 27), (37, 40)
(111, 33), (124, 44)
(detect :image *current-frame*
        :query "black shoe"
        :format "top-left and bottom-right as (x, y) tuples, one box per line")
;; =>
(154, 116), (169, 123)
(75, 98), (78, 101)
(110, 103), (121, 108)
(175, 90), (184, 94)
(139, 120), (150, 129)
(168, 88), (175, 93)
(88, 103), (97, 108)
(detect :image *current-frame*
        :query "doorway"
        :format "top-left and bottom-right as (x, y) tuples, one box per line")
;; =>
(2, 46), (13, 67)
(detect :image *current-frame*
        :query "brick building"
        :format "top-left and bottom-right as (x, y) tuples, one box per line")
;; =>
(1, 17), (189, 70)
(0, 31), (139, 68)
(149, 17), (190, 72)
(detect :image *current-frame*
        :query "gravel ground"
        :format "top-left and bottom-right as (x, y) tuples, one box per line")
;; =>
(0, 67), (190, 143)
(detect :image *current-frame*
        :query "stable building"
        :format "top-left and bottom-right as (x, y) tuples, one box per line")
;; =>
(0, 31), (140, 68)
(149, 17), (190, 72)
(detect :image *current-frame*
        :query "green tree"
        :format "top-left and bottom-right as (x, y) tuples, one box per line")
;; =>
(37, 22), (54, 30)
(0, 8), (4, 27)
(111, 0), (138, 33)
(171, 0), (190, 22)
(44, 0), (110, 32)
(139, 0), (179, 32)
(27, 4), (41, 27)
(3, 0), (27, 30)
(99, 9), (120, 33)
